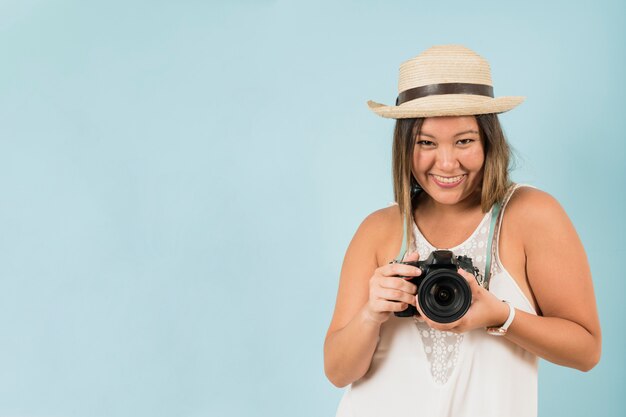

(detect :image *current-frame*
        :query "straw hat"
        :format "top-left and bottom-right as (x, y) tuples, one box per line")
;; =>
(368, 45), (524, 119)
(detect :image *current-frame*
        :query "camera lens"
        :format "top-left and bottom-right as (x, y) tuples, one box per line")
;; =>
(433, 284), (455, 306)
(418, 269), (472, 323)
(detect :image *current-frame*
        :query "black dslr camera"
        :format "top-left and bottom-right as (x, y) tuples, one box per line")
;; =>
(395, 250), (480, 323)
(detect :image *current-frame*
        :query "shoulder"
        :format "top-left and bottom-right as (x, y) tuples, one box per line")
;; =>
(505, 186), (566, 219)
(503, 185), (573, 243)
(359, 204), (403, 235)
(350, 204), (403, 266)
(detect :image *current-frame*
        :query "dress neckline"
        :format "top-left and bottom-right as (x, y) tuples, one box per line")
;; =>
(412, 206), (494, 251)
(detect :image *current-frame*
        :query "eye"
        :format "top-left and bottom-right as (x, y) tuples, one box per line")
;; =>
(416, 140), (435, 147)
(456, 138), (476, 145)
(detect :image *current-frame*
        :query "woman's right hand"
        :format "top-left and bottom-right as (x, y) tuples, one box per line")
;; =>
(364, 252), (421, 324)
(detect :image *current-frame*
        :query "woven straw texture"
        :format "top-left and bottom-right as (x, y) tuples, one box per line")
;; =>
(368, 45), (524, 119)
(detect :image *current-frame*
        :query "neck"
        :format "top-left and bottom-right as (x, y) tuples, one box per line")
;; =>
(415, 190), (483, 218)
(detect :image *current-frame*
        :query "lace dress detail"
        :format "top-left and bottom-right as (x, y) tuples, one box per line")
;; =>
(336, 185), (539, 417)
(411, 208), (493, 385)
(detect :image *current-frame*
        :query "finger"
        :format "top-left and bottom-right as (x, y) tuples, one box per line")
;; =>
(402, 251), (420, 262)
(414, 294), (425, 317)
(458, 268), (480, 291)
(380, 263), (421, 278)
(375, 288), (416, 305)
(379, 276), (417, 294)
(423, 317), (462, 332)
(436, 320), (463, 332)
(373, 299), (409, 313)
(457, 267), (474, 282)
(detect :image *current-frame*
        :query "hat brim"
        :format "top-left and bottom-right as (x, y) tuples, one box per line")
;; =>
(367, 94), (525, 119)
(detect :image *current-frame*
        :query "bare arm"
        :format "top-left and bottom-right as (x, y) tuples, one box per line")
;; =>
(323, 207), (420, 387)
(419, 189), (602, 371)
(502, 189), (601, 370)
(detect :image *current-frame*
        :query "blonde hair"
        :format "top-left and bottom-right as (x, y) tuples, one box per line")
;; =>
(392, 114), (512, 250)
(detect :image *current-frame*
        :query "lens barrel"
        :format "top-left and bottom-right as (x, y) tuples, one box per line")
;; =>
(417, 269), (472, 323)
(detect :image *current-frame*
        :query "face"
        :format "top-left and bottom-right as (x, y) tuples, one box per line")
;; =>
(412, 116), (485, 207)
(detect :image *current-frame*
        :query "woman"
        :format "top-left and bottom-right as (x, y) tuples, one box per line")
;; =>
(324, 45), (601, 417)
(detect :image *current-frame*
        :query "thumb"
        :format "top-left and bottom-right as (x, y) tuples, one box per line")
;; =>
(458, 268), (479, 289)
(402, 251), (420, 262)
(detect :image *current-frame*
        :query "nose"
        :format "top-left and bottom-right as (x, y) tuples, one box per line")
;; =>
(435, 146), (459, 172)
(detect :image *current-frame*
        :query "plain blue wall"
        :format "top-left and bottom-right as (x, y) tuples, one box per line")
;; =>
(0, 0), (624, 416)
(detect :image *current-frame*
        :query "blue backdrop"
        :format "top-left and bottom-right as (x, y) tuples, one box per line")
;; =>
(0, 1), (624, 416)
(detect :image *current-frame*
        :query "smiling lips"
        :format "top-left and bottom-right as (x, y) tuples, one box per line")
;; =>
(430, 174), (466, 188)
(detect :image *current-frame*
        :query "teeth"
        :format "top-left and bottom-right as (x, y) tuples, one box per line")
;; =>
(432, 174), (464, 184)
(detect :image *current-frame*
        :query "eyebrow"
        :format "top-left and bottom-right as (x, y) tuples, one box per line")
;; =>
(419, 129), (480, 138)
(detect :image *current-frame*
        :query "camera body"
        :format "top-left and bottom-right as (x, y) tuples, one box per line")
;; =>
(395, 250), (480, 323)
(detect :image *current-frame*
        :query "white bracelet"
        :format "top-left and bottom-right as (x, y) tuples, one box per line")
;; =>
(486, 300), (515, 336)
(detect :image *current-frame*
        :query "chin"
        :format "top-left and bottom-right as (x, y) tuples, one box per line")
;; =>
(422, 188), (476, 206)
(433, 195), (467, 205)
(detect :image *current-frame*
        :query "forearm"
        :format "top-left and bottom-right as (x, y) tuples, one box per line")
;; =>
(505, 309), (601, 371)
(324, 306), (383, 387)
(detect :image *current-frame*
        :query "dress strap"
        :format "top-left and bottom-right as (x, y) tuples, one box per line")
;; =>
(486, 183), (534, 286)
(482, 202), (500, 289)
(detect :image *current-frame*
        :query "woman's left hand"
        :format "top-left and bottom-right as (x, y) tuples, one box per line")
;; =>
(414, 268), (510, 333)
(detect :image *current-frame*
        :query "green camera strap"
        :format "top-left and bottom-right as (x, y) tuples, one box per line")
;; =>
(394, 202), (502, 289)
(483, 201), (501, 289)
(394, 215), (411, 263)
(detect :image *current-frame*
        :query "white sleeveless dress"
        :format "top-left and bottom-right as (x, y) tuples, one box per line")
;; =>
(335, 185), (538, 417)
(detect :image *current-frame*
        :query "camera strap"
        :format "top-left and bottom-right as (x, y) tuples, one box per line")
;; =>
(483, 201), (501, 289)
(394, 215), (411, 263)
(394, 202), (502, 289)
